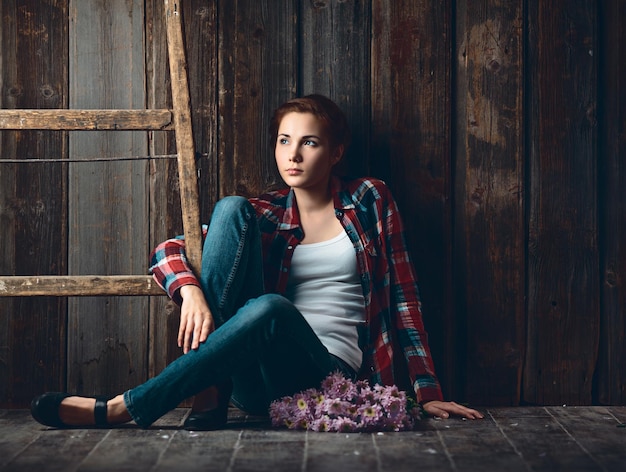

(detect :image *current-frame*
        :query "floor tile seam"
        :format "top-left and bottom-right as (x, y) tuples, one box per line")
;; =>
(1, 430), (42, 469)
(543, 406), (607, 472)
(435, 429), (458, 471)
(225, 429), (244, 472)
(301, 429), (309, 472)
(487, 409), (532, 472)
(75, 429), (112, 471)
(370, 432), (383, 472)
(150, 428), (178, 472)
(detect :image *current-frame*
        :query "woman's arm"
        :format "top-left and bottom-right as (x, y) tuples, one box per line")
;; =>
(380, 185), (442, 403)
(149, 229), (207, 304)
(381, 185), (482, 420)
(150, 228), (214, 352)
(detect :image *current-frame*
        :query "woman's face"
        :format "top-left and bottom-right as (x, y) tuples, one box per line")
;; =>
(275, 112), (342, 192)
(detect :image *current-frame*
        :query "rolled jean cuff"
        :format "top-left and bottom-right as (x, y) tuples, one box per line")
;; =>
(123, 389), (151, 429)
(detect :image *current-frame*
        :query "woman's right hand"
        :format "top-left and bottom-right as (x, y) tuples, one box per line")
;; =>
(178, 285), (215, 353)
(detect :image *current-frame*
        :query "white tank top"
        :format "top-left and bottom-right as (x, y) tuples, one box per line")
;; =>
(285, 230), (365, 371)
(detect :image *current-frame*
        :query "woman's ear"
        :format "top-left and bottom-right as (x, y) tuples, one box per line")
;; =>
(332, 145), (344, 164)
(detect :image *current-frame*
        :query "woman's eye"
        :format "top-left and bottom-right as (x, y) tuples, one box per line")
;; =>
(304, 140), (317, 146)
(279, 138), (289, 145)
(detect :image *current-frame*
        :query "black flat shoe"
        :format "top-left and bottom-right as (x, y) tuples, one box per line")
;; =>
(183, 407), (229, 431)
(184, 381), (232, 431)
(30, 392), (109, 428)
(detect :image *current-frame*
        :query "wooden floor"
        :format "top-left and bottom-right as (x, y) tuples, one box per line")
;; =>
(1, 406), (625, 471)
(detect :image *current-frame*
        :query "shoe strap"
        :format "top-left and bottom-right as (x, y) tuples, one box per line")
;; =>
(94, 397), (108, 426)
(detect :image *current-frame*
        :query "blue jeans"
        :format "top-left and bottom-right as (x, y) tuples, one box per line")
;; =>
(124, 196), (355, 428)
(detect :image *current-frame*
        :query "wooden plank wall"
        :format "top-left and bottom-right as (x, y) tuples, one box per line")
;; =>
(525, 1), (599, 406)
(0, 0), (68, 408)
(596, 0), (626, 407)
(454, 0), (526, 405)
(371, 0), (454, 399)
(0, 0), (624, 408)
(66, 0), (151, 398)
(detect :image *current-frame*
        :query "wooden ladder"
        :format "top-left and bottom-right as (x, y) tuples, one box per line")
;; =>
(0, 0), (201, 297)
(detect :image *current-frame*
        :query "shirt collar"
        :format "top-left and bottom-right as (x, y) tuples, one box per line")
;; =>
(276, 190), (300, 231)
(277, 175), (355, 231)
(331, 175), (356, 211)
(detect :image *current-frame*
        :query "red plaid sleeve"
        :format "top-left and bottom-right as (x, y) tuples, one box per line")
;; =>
(149, 228), (207, 304)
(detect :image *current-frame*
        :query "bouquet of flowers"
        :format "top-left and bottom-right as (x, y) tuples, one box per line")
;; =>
(269, 371), (421, 432)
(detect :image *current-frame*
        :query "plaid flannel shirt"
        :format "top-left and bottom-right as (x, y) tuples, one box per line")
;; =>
(149, 176), (443, 404)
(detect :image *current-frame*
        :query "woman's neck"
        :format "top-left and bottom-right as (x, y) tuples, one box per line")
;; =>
(292, 185), (333, 215)
(293, 184), (343, 244)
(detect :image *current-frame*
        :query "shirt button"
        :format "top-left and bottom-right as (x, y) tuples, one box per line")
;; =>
(287, 245), (293, 250)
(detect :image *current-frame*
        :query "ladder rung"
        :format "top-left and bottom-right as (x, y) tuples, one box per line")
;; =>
(1, 0), (200, 301)
(0, 109), (174, 130)
(0, 275), (165, 296)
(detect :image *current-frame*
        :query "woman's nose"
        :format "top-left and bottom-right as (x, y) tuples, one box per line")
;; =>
(289, 149), (302, 162)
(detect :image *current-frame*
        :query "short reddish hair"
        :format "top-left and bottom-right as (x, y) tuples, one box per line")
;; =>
(270, 94), (351, 151)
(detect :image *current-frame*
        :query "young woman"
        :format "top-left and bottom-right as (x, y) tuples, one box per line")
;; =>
(31, 95), (482, 430)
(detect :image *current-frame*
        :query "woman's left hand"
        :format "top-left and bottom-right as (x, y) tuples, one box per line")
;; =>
(422, 400), (484, 420)
(178, 285), (215, 354)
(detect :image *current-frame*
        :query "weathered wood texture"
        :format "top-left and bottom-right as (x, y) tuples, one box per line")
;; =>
(0, 109), (173, 130)
(455, 1), (525, 405)
(0, 0), (68, 408)
(2, 406), (626, 471)
(145, 0), (182, 379)
(146, 0), (220, 388)
(525, 1), (599, 405)
(217, 0), (296, 198)
(300, 0), (370, 178)
(596, 0), (626, 406)
(164, 0), (202, 274)
(66, 0), (151, 398)
(0, 275), (164, 296)
(1, 1), (625, 408)
(371, 0), (454, 398)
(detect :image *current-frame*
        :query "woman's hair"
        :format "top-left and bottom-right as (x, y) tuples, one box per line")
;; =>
(269, 94), (351, 152)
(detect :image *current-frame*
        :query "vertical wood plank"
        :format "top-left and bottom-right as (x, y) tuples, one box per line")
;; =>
(218, 0), (297, 198)
(525, 1), (599, 405)
(455, 1), (525, 405)
(67, 0), (149, 397)
(182, 1), (219, 222)
(596, 0), (626, 405)
(145, 0), (180, 378)
(300, 0), (370, 177)
(0, 0), (68, 407)
(0, 0), (20, 408)
(146, 0), (220, 377)
(371, 0), (455, 398)
(164, 0), (202, 273)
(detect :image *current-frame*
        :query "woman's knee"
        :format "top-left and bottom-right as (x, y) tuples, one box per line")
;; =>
(243, 294), (295, 322)
(212, 196), (254, 221)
